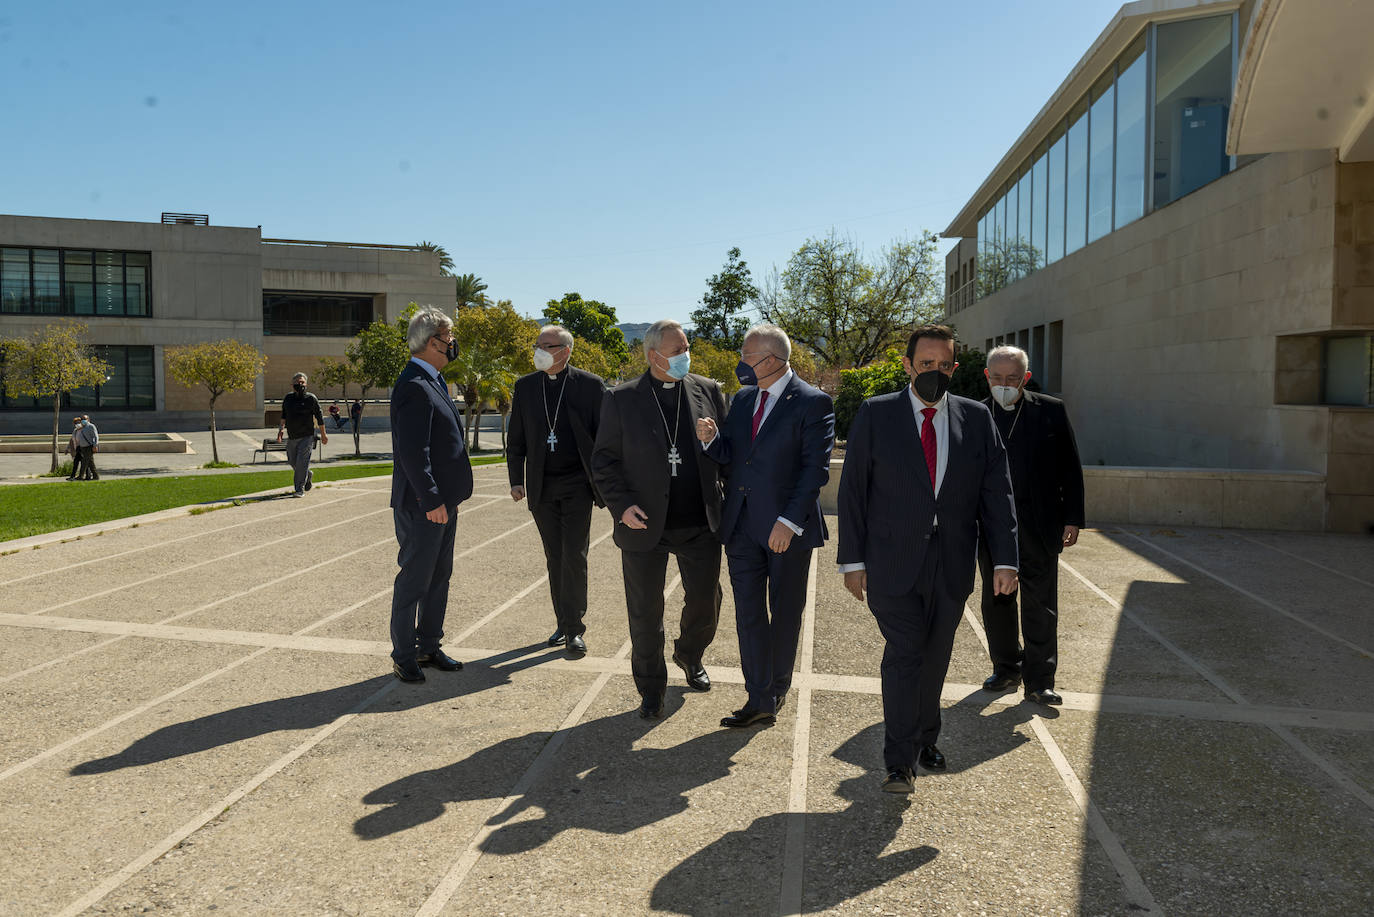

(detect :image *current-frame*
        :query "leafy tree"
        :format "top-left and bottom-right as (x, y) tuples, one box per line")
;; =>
(566, 338), (618, 381)
(445, 299), (536, 451)
(689, 247), (758, 350)
(341, 309), (414, 456)
(166, 340), (266, 464)
(542, 292), (629, 367)
(758, 231), (944, 369)
(416, 241), (455, 277)
(454, 273), (489, 310)
(686, 338), (742, 399)
(832, 344), (987, 440)
(314, 357), (351, 400)
(0, 320), (111, 471)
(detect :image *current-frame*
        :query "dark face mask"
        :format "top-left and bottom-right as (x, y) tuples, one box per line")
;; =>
(434, 335), (458, 362)
(913, 369), (950, 403)
(734, 355), (771, 387)
(293, 383), (306, 394)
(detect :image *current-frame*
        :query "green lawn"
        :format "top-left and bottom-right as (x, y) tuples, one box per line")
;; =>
(0, 456), (505, 544)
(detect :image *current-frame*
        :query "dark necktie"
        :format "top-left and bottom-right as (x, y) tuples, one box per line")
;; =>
(920, 407), (937, 490)
(751, 390), (770, 441)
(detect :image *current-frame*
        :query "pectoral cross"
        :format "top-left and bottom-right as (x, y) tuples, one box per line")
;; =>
(668, 444), (682, 477)
(547, 429), (558, 452)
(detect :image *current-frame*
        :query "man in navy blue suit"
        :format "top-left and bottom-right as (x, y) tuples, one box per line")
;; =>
(388, 307), (475, 683)
(837, 324), (1018, 793)
(696, 324), (835, 728)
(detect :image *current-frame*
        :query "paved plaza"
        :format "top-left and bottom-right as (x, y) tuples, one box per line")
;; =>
(1, 463), (1372, 915)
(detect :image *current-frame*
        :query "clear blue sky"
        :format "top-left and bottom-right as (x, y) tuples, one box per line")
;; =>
(1, 0), (1121, 326)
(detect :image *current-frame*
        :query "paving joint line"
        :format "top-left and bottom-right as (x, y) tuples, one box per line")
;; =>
(779, 551), (819, 917)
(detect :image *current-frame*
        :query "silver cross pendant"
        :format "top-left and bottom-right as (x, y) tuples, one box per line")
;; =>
(547, 429), (558, 452)
(668, 444), (681, 477)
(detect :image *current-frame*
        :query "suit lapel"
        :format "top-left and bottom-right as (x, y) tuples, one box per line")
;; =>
(748, 375), (803, 455)
(890, 391), (931, 496)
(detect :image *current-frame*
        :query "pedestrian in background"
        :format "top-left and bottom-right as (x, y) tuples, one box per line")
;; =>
(76, 414), (100, 480)
(65, 416), (85, 481)
(276, 372), (326, 497)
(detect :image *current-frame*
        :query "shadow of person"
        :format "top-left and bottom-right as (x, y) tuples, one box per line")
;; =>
(69, 643), (557, 776)
(354, 695), (761, 844)
(651, 722), (938, 916)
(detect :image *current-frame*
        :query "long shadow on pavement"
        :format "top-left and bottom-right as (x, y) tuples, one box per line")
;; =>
(68, 643), (557, 776)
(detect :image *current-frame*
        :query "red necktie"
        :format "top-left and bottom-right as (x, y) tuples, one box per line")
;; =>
(751, 390), (770, 441)
(920, 407), (937, 490)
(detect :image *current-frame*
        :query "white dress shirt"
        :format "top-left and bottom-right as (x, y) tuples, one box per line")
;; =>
(704, 368), (805, 536)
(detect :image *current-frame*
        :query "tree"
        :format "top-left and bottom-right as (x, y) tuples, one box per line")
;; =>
(445, 299), (537, 451)
(689, 247), (759, 350)
(315, 357), (351, 400)
(757, 231), (944, 369)
(542, 292), (630, 367)
(454, 273), (489, 310)
(416, 241), (455, 277)
(566, 338), (618, 382)
(341, 310), (414, 456)
(166, 340), (266, 464)
(686, 338), (742, 399)
(832, 344), (988, 440)
(0, 320), (111, 472)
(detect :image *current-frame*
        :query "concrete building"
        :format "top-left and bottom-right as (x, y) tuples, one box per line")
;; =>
(942, 0), (1374, 532)
(0, 213), (453, 432)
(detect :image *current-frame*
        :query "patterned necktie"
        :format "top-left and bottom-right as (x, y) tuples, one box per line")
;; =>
(751, 390), (770, 441)
(920, 407), (937, 490)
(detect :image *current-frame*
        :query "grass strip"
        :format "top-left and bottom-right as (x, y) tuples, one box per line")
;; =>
(0, 456), (504, 543)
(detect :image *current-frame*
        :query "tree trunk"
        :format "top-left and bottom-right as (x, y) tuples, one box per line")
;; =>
(209, 395), (220, 464)
(49, 393), (61, 472)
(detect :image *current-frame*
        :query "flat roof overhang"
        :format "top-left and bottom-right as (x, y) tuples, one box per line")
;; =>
(1227, 0), (1374, 162)
(942, 0), (1242, 240)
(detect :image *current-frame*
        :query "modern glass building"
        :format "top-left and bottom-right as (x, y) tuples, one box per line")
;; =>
(942, 0), (1374, 532)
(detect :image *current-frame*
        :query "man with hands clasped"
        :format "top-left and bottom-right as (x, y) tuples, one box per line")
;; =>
(696, 323), (834, 728)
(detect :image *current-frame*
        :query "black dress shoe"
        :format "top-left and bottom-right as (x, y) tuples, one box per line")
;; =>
(638, 694), (663, 719)
(1026, 688), (1063, 706)
(548, 629), (567, 647)
(566, 634), (587, 658)
(774, 694), (787, 714)
(983, 672), (1021, 692)
(672, 652), (710, 691)
(417, 650), (462, 671)
(392, 660), (425, 683)
(881, 768), (915, 794)
(918, 745), (947, 772)
(720, 706), (776, 728)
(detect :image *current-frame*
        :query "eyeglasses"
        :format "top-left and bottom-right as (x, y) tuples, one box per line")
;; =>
(534, 343), (568, 352)
(913, 360), (956, 372)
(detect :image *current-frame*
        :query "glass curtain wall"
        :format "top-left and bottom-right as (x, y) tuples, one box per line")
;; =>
(0, 248), (151, 316)
(1031, 145), (1048, 272)
(1046, 122), (1067, 265)
(1153, 14), (1234, 207)
(1114, 36), (1148, 228)
(1065, 98), (1089, 256)
(1087, 70), (1116, 244)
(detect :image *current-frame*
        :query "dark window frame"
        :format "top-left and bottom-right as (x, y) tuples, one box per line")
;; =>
(0, 246), (152, 317)
(0, 344), (156, 411)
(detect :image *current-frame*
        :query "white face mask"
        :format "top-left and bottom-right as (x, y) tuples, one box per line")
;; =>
(533, 348), (556, 372)
(990, 384), (1022, 409)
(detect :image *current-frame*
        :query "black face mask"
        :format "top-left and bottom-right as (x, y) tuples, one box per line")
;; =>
(734, 355), (771, 387)
(913, 369), (950, 403)
(434, 335), (458, 362)
(293, 383), (306, 395)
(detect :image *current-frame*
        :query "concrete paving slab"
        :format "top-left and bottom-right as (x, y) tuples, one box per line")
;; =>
(0, 626), (111, 678)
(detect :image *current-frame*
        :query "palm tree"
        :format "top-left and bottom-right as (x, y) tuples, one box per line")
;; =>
(415, 241), (454, 277)
(444, 343), (515, 451)
(453, 273), (489, 310)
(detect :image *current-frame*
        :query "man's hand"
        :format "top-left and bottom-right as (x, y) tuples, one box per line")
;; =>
(1062, 525), (1080, 548)
(276, 430), (284, 443)
(425, 504), (449, 525)
(510, 485), (526, 502)
(768, 521), (795, 554)
(843, 570), (867, 602)
(695, 417), (717, 444)
(320, 431), (328, 446)
(621, 505), (648, 529)
(993, 569), (1018, 595)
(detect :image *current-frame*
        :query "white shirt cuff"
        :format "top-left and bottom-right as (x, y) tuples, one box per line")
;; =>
(993, 565), (1018, 572)
(777, 517), (803, 536)
(837, 562), (866, 573)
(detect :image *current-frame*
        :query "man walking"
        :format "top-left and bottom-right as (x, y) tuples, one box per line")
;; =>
(508, 325), (606, 658)
(388, 308), (474, 683)
(978, 345), (1085, 706)
(76, 414), (100, 480)
(592, 319), (727, 719)
(837, 324), (1019, 794)
(696, 324), (834, 728)
(65, 416), (86, 481)
(277, 372), (326, 497)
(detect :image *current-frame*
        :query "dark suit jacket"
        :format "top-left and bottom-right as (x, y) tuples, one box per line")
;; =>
(982, 390), (1085, 553)
(837, 390), (1017, 598)
(704, 373), (835, 550)
(389, 360), (474, 513)
(507, 366), (606, 507)
(591, 371), (728, 552)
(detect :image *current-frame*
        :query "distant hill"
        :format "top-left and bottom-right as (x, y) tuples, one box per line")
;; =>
(617, 322), (652, 344)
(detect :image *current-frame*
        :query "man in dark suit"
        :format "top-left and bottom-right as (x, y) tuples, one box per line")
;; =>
(837, 324), (1019, 794)
(978, 345), (1085, 706)
(591, 319), (728, 719)
(388, 307), (475, 683)
(508, 324), (606, 658)
(695, 323), (834, 728)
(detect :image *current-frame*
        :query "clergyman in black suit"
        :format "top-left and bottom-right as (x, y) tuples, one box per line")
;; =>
(591, 319), (728, 719)
(388, 307), (475, 683)
(696, 323), (835, 728)
(837, 324), (1019, 794)
(978, 345), (1085, 707)
(507, 324), (606, 658)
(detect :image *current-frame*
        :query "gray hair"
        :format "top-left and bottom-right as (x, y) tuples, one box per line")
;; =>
(291, 372), (307, 382)
(987, 345), (1029, 374)
(538, 324), (574, 349)
(743, 322), (791, 361)
(407, 308), (453, 354)
(642, 319), (685, 357)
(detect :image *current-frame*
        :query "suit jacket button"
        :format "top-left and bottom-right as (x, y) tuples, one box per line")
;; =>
(738, 486), (745, 492)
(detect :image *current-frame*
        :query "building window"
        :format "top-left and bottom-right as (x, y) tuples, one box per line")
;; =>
(0, 344), (155, 410)
(1153, 14), (1234, 208)
(0, 247), (151, 316)
(1088, 69), (1116, 244)
(262, 291), (374, 337)
(1115, 35), (1148, 228)
(1065, 97), (1090, 256)
(1323, 335), (1373, 405)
